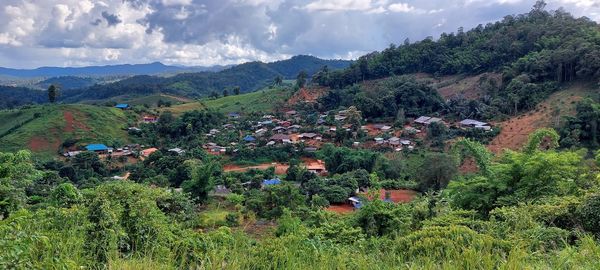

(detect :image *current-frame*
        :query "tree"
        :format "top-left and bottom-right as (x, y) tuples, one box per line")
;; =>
(50, 183), (82, 208)
(233, 86), (241, 95)
(0, 151), (40, 218)
(273, 76), (283, 86)
(223, 89), (229, 97)
(417, 152), (458, 191)
(182, 161), (220, 203)
(296, 71), (307, 88)
(48, 85), (58, 103)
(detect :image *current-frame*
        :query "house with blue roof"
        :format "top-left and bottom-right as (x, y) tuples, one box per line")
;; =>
(262, 178), (281, 187)
(115, 104), (129, 109)
(228, 112), (241, 119)
(85, 144), (110, 153)
(243, 135), (256, 142)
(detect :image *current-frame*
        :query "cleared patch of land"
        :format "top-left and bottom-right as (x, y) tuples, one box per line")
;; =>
(165, 87), (291, 115)
(488, 82), (596, 153)
(0, 104), (130, 158)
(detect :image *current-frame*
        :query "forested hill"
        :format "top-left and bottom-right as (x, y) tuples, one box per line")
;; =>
(60, 55), (351, 103)
(311, 4), (600, 122)
(314, 5), (600, 90)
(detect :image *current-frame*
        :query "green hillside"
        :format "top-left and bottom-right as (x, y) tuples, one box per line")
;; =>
(82, 94), (193, 107)
(166, 86), (292, 115)
(0, 104), (130, 158)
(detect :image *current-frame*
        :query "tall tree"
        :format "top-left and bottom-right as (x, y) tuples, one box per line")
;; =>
(48, 85), (58, 103)
(296, 71), (307, 88)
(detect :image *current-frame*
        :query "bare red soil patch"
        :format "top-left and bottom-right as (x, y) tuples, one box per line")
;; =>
(376, 189), (418, 203)
(28, 136), (60, 152)
(223, 163), (290, 175)
(326, 189), (418, 214)
(326, 204), (355, 214)
(63, 110), (90, 133)
(488, 84), (588, 153)
(436, 73), (500, 100)
(287, 86), (328, 106)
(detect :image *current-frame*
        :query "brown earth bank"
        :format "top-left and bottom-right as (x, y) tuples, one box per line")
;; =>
(488, 83), (592, 153)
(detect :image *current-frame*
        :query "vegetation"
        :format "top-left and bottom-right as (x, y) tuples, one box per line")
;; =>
(315, 3), (599, 119)
(0, 104), (129, 158)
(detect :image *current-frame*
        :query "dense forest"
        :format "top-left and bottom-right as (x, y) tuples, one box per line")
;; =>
(0, 86), (47, 109)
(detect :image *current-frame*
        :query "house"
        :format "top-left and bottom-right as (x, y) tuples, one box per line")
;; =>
(262, 178), (282, 187)
(128, 127), (142, 132)
(460, 119), (492, 131)
(414, 116), (442, 125)
(209, 146), (227, 154)
(212, 185), (232, 196)
(285, 110), (297, 116)
(400, 139), (412, 146)
(140, 147), (159, 158)
(85, 144), (111, 153)
(209, 129), (220, 135)
(388, 137), (400, 145)
(300, 133), (319, 140)
(168, 148), (186, 155)
(288, 125), (302, 133)
(259, 120), (273, 126)
(143, 115), (158, 123)
(280, 121), (292, 127)
(63, 151), (82, 157)
(348, 196), (362, 209)
(305, 160), (327, 175)
(203, 142), (217, 149)
(222, 123), (235, 129)
(228, 112), (241, 119)
(304, 147), (318, 152)
(115, 104), (129, 109)
(243, 135), (256, 142)
(255, 128), (268, 136)
(270, 134), (290, 143)
(334, 115), (347, 122)
(404, 126), (420, 133)
(380, 125), (392, 131)
(374, 138), (385, 144)
(266, 141), (276, 146)
(272, 126), (287, 133)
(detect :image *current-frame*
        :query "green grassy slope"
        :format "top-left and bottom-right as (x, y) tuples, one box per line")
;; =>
(166, 86), (291, 115)
(81, 93), (193, 107)
(0, 104), (130, 158)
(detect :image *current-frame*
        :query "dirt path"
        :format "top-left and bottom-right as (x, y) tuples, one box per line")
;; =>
(63, 111), (75, 132)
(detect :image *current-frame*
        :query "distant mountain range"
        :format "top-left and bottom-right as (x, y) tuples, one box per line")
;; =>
(0, 62), (229, 78)
(0, 55), (352, 108)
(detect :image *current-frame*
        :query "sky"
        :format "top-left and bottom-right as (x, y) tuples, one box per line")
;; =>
(0, 0), (599, 69)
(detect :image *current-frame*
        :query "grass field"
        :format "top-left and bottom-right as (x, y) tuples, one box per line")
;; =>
(165, 87), (292, 115)
(0, 104), (130, 158)
(82, 94), (193, 107)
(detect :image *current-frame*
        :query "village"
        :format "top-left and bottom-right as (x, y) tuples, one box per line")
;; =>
(59, 101), (495, 212)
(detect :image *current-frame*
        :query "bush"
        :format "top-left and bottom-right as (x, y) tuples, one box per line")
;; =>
(579, 194), (600, 235)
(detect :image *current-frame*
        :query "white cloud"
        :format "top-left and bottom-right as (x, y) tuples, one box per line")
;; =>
(304, 0), (377, 11)
(388, 2), (415, 12)
(161, 0), (193, 6)
(0, 0), (598, 68)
